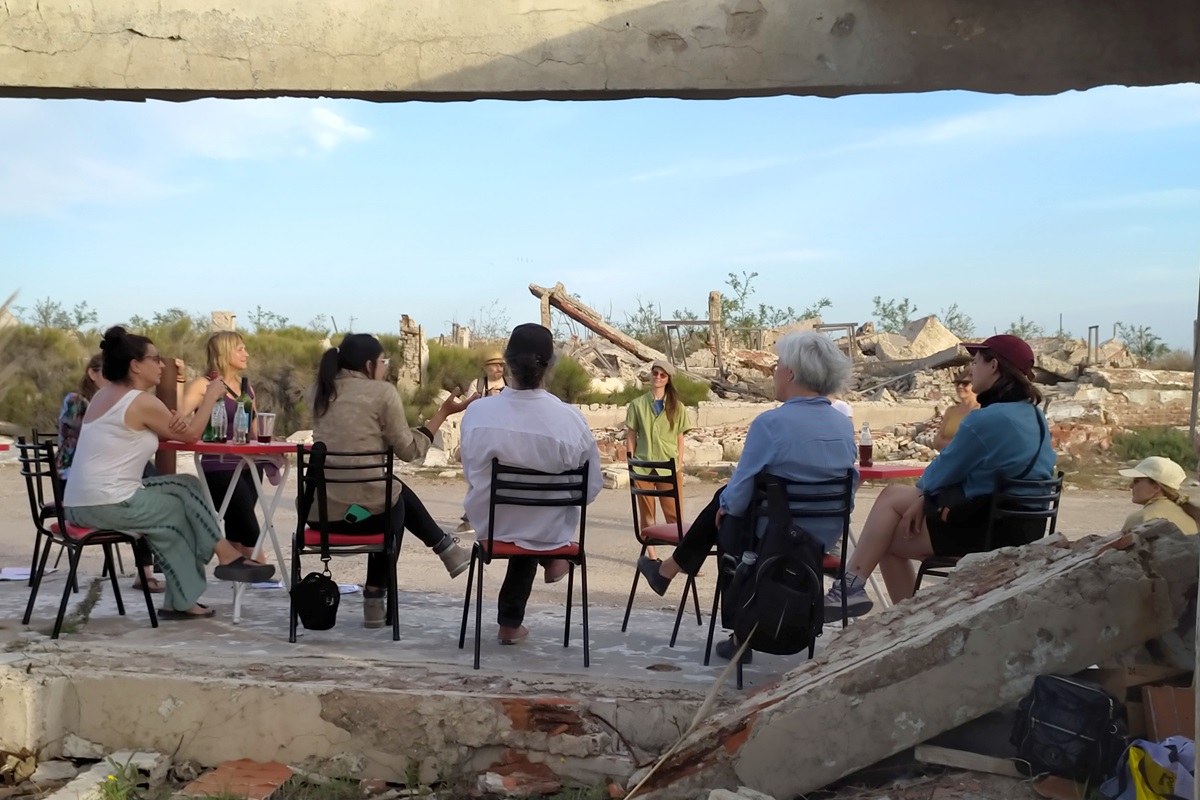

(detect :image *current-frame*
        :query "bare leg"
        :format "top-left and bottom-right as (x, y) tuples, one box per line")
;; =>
(846, 484), (935, 603)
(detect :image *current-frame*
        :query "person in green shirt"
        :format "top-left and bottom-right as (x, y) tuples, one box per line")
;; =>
(625, 360), (692, 558)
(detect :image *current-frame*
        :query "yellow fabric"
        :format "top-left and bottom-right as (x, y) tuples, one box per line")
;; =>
(941, 405), (972, 440)
(1123, 497), (1199, 535)
(1128, 745), (1177, 799)
(625, 391), (693, 476)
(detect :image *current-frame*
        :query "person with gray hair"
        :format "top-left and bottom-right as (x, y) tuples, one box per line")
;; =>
(637, 331), (858, 662)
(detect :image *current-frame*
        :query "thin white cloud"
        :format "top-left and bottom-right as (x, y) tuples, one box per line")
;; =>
(1065, 188), (1200, 212)
(0, 98), (371, 216)
(147, 99), (371, 160)
(611, 155), (793, 185)
(835, 84), (1200, 154)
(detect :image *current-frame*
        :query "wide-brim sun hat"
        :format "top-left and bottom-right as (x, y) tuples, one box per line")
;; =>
(1117, 456), (1187, 491)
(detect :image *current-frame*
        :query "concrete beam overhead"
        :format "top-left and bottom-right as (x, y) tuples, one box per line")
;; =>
(0, 0), (1198, 102)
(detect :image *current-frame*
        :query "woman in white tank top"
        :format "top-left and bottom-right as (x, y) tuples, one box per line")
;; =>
(63, 327), (277, 619)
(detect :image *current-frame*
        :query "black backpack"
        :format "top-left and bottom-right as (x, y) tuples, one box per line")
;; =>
(721, 477), (825, 656)
(1011, 674), (1128, 783)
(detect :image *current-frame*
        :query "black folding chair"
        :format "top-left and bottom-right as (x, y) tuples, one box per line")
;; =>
(704, 470), (855, 689)
(19, 440), (157, 639)
(459, 458), (590, 670)
(621, 456), (704, 647)
(914, 471), (1064, 592)
(291, 442), (403, 642)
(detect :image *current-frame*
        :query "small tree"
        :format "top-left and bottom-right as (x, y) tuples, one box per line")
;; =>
(466, 299), (511, 341)
(247, 305), (290, 333)
(1006, 316), (1044, 339)
(938, 304), (975, 339)
(872, 296), (918, 333)
(1115, 322), (1170, 363)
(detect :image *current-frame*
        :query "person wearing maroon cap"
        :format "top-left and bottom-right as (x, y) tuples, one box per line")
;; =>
(824, 334), (1055, 620)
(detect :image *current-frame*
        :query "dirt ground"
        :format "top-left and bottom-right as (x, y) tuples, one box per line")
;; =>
(0, 459), (1134, 610)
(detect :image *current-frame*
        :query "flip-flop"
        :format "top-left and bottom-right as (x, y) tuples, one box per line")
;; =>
(214, 557), (276, 583)
(132, 578), (166, 594)
(157, 605), (215, 620)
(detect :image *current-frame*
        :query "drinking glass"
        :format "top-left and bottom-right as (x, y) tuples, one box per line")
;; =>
(256, 412), (277, 444)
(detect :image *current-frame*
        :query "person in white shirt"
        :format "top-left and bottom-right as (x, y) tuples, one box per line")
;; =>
(460, 324), (603, 645)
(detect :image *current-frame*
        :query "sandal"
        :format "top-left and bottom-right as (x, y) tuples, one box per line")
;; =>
(158, 604), (216, 620)
(133, 577), (166, 594)
(213, 557), (276, 583)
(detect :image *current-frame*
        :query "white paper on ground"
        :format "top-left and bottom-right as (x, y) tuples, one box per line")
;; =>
(338, 584), (360, 594)
(250, 581), (284, 589)
(0, 567), (56, 581)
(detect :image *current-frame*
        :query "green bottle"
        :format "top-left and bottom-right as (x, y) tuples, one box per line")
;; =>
(238, 377), (254, 442)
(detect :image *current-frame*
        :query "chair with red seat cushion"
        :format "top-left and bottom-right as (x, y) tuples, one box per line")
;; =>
(290, 442), (403, 643)
(620, 456), (707, 647)
(18, 439), (157, 639)
(458, 458), (592, 670)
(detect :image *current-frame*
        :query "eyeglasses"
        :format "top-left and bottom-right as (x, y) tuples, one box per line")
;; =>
(651, 371), (668, 379)
(955, 380), (971, 387)
(141, 353), (163, 364)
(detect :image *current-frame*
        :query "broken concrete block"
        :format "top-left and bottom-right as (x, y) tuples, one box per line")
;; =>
(602, 467), (630, 490)
(61, 734), (106, 759)
(683, 442), (723, 465)
(1088, 369), (1193, 391)
(637, 523), (1198, 800)
(421, 447), (449, 468)
(31, 760), (79, 785)
(900, 316), (960, 360)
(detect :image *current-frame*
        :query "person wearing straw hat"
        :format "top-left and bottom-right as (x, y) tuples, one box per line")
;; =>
(466, 350), (509, 399)
(1118, 456), (1198, 535)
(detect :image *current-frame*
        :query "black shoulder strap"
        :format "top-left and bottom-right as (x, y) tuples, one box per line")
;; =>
(1015, 407), (1047, 480)
(763, 477), (793, 539)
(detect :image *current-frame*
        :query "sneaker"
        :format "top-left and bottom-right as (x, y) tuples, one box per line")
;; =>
(455, 519), (475, 535)
(498, 625), (529, 645)
(714, 635), (753, 664)
(439, 542), (472, 578)
(363, 593), (386, 629)
(824, 577), (873, 624)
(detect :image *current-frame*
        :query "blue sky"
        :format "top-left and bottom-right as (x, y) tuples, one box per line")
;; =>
(2, 83), (1198, 347)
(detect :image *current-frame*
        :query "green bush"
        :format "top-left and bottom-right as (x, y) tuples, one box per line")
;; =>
(0, 325), (89, 434)
(1112, 426), (1198, 472)
(1148, 350), (1194, 372)
(243, 328), (329, 435)
(546, 356), (593, 404)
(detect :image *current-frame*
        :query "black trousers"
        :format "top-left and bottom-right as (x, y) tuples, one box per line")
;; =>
(671, 487), (745, 575)
(496, 557), (539, 629)
(203, 468), (261, 549)
(323, 485), (449, 588)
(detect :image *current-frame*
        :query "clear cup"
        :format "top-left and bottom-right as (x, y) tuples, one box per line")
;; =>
(256, 412), (277, 444)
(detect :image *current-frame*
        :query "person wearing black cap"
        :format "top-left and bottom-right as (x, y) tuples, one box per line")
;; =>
(460, 324), (604, 645)
(825, 334), (1055, 620)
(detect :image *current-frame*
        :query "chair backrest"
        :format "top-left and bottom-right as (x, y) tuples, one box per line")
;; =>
(986, 470), (1065, 545)
(31, 429), (56, 446)
(16, 437), (68, 533)
(295, 442), (396, 553)
(486, 458), (590, 554)
(741, 471), (856, 556)
(625, 456), (683, 544)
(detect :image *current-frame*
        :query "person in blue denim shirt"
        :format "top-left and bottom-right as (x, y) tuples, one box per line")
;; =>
(826, 335), (1055, 621)
(636, 331), (858, 661)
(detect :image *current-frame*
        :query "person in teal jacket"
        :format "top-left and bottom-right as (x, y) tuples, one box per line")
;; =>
(825, 335), (1055, 620)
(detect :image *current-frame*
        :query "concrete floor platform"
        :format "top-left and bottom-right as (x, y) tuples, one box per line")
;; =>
(0, 569), (828, 787)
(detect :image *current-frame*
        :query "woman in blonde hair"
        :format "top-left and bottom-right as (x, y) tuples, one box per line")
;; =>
(180, 331), (262, 558)
(1119, 456), (1199, 535)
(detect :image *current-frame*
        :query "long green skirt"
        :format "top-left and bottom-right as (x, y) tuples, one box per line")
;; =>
(66, 474), (222, 612)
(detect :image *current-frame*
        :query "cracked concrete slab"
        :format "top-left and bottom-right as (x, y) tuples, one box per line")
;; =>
(0, 0), (1198, 101)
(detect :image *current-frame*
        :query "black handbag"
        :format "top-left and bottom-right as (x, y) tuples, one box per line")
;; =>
(1011, 674), (1128, 782)
(925, 406), (1046, 520)
(292, 566), (340, 630)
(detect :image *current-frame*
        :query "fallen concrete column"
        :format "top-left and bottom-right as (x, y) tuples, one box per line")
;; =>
(636, 522), (1197, 800)
(530, 282), (669, 364)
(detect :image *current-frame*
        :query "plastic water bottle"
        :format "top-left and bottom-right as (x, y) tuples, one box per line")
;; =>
(214, 401), (228, 442)
(233, 406), (249, 444)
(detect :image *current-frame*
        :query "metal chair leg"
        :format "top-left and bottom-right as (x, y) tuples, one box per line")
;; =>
(620, 544), (648, 633)
(473, 555), (484, 670)
(288, 540), (301, 643)
(28, 530), (42, 587)
(103, 544), (126, 616)
(580, 556), (590, 669)
(703, 572), (722, 667)
(563, 562), (574, 648)
(52, 547), (81, 640)
(690, 573), (703, 626)
(136, 542), (158, 629)
(458, 549), (476, 649)
(23, 536), (54, 625)
(669, 575), (692, 648)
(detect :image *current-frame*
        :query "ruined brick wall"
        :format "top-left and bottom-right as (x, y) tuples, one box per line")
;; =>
(395, 315), (427, 393)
